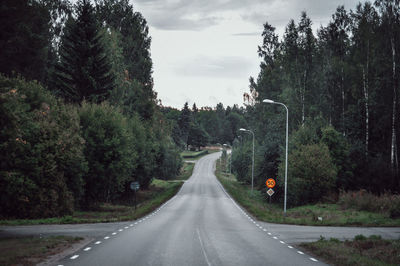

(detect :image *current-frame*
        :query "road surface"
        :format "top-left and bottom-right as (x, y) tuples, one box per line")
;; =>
(57, 152), (326, 266)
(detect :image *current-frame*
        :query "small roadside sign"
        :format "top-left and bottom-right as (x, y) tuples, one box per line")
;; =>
(130, 181), (140, 191)
(266, 178), (276, 188)
(267, 188), (275, 197)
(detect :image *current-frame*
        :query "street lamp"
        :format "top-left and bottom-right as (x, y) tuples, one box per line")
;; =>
(262, 99), (289, 214)
(239, 128), (255, 193)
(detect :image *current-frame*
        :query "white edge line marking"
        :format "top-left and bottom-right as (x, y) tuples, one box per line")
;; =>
(310, 258), (318, 262)
(297, 251), (304, 255)
(196, 229), (212, 266)
(70, 255), (79, 260)
(83, 247), (91, 251)
(95, 241), (101, 245)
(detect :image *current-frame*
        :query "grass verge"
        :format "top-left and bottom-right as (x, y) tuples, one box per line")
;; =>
(0, 178), (183, 225)
(176, 162), (195, 180)
(0, 235), (83, 265)
(300, 235), (400, 266)
(215, 159), (400, 226)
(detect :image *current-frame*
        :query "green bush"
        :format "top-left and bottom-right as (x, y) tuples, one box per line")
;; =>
(279, 143), (337, 206)
(390, 201), (400, 218)
(338, 190), (399, 214)
(232, 141), (252, 184)
(0, 75), (86, 218)
(79, 101), (136, 207)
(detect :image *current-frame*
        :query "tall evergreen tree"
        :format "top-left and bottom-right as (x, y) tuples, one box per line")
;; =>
(55, 0), (114, 103)
(0, 0), (51, 82)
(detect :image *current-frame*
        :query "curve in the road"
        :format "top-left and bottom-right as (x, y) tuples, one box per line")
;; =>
(58, 152), (325, 266)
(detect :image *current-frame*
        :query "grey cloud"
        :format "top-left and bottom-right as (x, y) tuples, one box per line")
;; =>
(135, 0), (365, 31)
(175, 55), (253, 78)
(232, 32), (261, 36)
(134, 0), (273, 31)
(150, 15), (220, 31)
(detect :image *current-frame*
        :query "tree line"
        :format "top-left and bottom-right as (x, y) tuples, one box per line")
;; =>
(163, 0), (400, 207)
(0, 0), (181, 219)
(232, 0), (400, 206)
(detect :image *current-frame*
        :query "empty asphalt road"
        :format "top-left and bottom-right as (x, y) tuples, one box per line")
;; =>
(57, 152), (326, 266)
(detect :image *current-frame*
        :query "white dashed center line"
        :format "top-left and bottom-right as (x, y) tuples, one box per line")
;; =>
(70, 255), (79, 260)
(104, 236), (110, 240)
(83, 247), (91, 251)
(310, 258), (318, 262)
(297, 251), (304, 255)
(95, 241), (101, 245)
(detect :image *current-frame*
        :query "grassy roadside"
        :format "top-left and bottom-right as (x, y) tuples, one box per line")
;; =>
(176, 161), (195, 180)
(215, 159), (400, 226)
(300, 235), (400, 266)
(0, 235), (83, 265)
(0, 151), (204, 226)
(0, 178), (183, 226)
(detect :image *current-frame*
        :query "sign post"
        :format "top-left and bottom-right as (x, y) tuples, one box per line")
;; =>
(130, 181), (140, 211)
(265, 178), (276, 204)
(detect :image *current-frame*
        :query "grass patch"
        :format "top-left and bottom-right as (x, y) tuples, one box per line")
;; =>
(0, 179), (183, 225)
(0, 235), (83, 265)
(176, 162), (195, 180)
(215, 159), (400, 226)
(300, 235), (400, 266)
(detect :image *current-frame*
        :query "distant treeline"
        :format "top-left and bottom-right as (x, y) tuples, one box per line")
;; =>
(164, 1), (400, 207)
(0, 0), (181, 219)
(236, 0), (400, 206)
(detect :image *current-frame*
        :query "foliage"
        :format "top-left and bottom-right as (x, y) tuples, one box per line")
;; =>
(54, 0), (115, 103)
(0, 0), (51, 83)
(338, 190), (400, 216)
(78, 101), (135, 207)
(0, 75), (87, 218)
(301, 235), (400, 266)
(279, 143), (337, 206)
(231, 141), (252, 183)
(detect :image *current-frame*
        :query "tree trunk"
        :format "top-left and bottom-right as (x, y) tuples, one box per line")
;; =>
(390, 36), (399, 176)
(341, 66), (345, 136)
(302, 69), (306, 126)
(363, 40), (370, 158)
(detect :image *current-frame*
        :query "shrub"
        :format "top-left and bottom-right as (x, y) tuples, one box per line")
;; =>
(79, 101), (136, 207)
(0, 75), (86, 218)
(338, 190), (400, 214)
(390, 201), (400, 218)
(279, 143), (337, 206)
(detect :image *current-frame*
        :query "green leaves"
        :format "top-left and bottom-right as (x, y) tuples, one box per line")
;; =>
(55, 0), (115, 103)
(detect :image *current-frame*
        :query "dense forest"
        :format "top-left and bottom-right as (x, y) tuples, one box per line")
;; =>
(1, 0), (399, 218)
(165, 0), (400, 207)
(243, 0), (400, 206)
(0, 0), (182, 218)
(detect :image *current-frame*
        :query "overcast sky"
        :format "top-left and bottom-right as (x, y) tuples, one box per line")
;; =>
(132, 0), (365, 109)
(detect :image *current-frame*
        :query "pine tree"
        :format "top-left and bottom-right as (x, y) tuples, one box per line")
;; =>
(55, 0), (114, 103)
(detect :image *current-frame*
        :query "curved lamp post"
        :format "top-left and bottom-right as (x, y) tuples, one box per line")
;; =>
(239, 128), (255, 193)
(263, 99), (289, 214)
